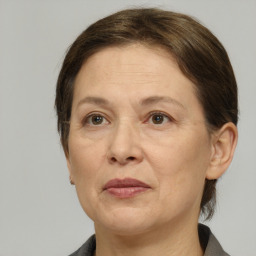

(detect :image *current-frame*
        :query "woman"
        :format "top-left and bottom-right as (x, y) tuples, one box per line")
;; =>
(55, 8), (238, 256)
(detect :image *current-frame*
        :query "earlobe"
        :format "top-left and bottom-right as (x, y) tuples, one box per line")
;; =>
(206, 122), (238, 180)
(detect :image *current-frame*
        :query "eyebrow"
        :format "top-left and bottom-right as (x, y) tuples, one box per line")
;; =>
(77, 96), (110, 109)
(76, 96), (185, 110)
(140, 96), (186, 110)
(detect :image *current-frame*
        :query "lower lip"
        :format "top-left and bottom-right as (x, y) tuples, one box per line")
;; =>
(105, 187), (150, 198)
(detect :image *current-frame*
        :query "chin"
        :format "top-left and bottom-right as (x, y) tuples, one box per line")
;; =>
(95, 206), (154, 236)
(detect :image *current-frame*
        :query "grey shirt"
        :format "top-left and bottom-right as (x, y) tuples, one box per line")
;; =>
(69, 224), (230, 256)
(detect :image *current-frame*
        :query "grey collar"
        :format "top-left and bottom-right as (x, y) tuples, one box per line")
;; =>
(69, 224), (230, 256)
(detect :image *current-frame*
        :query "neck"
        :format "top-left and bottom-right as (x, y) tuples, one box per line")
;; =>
(94, 218), (203, 256)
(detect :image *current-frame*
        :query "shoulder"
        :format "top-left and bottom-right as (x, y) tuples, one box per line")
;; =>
(199, 224), (230, 256)
(68, 235), (96, 256)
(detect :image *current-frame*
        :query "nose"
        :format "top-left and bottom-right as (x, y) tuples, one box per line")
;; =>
(107, 121), (143, 165)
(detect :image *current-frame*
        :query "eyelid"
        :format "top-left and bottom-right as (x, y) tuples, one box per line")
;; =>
(81, 111), (175, 126)
(82, 112), (110, 126)
(145, 111), (175, 123)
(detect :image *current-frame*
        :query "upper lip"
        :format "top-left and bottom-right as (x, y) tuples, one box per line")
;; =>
(103, 178), (151, 190)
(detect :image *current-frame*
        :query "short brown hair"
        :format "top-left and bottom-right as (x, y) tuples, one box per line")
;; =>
(55, 8), (238, 220)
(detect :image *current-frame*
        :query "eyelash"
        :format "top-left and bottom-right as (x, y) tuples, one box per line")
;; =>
(82, 113), (110, 126)
(146, 111), (174, 125)
(82, 111), (175, 127)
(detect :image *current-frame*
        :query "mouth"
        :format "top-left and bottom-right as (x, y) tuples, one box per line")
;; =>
(103, 178), (151, 198)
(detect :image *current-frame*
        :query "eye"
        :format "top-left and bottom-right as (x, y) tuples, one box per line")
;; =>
(84, 114), (109, 126)
(148, 112), (172, 125)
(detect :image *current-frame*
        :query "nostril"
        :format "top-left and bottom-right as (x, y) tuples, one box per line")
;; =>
(111, 157), (117, 162)
(127, 156), (135, 161)
(108, 155), (137, 164)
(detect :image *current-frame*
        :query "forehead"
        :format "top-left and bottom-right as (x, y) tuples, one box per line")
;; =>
(79, 44), (178, 79)
(73, 44), (202, 113)
(75, 44), (188, 88)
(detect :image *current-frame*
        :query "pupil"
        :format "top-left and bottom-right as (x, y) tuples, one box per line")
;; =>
(92, 116), (103, 124)
(153, 115), (163, 124)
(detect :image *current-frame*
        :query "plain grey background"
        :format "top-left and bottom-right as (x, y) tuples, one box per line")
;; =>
(0, 0), (255, 255)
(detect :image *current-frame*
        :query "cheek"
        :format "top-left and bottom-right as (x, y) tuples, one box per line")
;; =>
(68, 137), (108, 218)
(147, 134), (209, 174)
(68, 136), (107, 187)
(146, 131), (211, 202)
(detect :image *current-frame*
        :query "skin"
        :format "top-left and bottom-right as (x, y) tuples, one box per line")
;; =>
(66, 44), (238, 256)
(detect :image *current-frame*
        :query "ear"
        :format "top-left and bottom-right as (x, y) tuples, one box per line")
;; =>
(206, 122), (238, 180)
(65, 153), (75, 185)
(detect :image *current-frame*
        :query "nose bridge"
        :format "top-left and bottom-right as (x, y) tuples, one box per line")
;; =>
(108, 117), (142, 164)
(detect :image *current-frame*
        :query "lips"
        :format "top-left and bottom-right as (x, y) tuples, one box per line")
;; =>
(103, 178), (151, 198)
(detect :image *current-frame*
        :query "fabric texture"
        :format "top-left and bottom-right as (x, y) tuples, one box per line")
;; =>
(68, 224), (230, 256)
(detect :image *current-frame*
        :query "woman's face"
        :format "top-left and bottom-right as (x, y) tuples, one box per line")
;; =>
(67, 44), (213, 235)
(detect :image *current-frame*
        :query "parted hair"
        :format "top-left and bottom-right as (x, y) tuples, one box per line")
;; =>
(55, 8), (238, 220)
